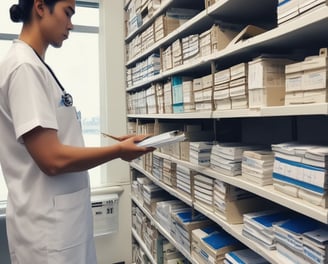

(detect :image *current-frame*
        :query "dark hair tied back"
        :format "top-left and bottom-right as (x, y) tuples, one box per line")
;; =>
(10, 4), (25, 23)
(10, 0), (35, 23)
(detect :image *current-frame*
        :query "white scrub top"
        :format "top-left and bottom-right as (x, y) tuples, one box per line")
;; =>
(0, 40), (97, 264)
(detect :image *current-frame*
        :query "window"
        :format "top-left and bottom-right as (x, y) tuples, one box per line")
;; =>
(0, 1), (101, 201)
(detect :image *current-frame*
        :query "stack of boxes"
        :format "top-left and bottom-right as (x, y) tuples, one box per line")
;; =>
(189, 141), (214, 167)
(176, 164), (195, 199)
(146, 84), (158, 114)
(199, 28), (212, 57)
(229, 62), (248, 109)
(193, 174), (214, 212)
(154, 8), (198, 43)
(164, 81), (173, 113)
(154, 14), (179, 42)
(210, 24), (240, 53)
(285, 48), (328, 105)
(143, 182), (172, 215)
(145, 0), (161, 21)
(171, 76), (184, 113)
(202, 73), (214, 111)
(214, 68), (231, 110)
(213, 179), (264, 224)
(182, 78), (195, 112)
(193, 77), (203, 111)
(172, 39), (183, 68)
(156, 83), (165, 114)
(161, 45), (173, 72)
(126, 34), (142, 62)
(277, 0), (327, 25)
(277, 0), (299, 25)
(152, 155), (163, 180)
(248, 57), (292, 108)
(171, 209), (212, 254)
(182, 34), (200, 64)
(141, 24), (155, 53)
(142, 219), (162, 260)
(128, 53), (161, 87)
(193, 74), (213, 111)
(162, 158), (177, 188)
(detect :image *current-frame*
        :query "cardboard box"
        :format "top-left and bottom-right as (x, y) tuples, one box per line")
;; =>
(205, 0), (217, 8)
(215, 68), (230, 85)
(231, 96), (248, 109)
(302, 69), (327, 91)
(285, 61), (303, 92)
(154, 15), (180, 42)
(214, 194), (266, 224)
(211, 24), (240, 52)
(249, 86), (285, 108)
(227, 25), (266, 47)
(214, 87), (230, 100)
(214, 98), (231, 110)
(248, 57), (292, 89)
(162, 45), (173, 72)
(303, 89), (328, 103)
(285, 91), (304, 105)
(230, 62), (247, 80)
(172, 39), (183, 67)
(247, 57), (290, 108)
(199, 29), (212, 57)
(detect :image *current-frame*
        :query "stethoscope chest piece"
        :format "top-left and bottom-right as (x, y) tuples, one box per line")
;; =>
(62, 93), (73, 107)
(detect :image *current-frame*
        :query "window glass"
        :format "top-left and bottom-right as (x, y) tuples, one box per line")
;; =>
(73, 6), (99, 27)
(0, 1), (21, 34)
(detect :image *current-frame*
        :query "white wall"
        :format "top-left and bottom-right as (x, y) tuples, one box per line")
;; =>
(96, 0), (132, 263)
(93, 185), (132, 264)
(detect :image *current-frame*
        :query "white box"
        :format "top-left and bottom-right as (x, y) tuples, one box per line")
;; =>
(214, 68), (230, 84)
(249, 86), (285, 108)
(302, 69), (328, 90)
(248, 57), (291, 89)
(91, 194), (119, 236)
(230, 62), (247, 80)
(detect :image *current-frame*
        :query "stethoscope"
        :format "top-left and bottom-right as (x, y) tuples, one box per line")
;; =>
(33, 49), (73, 107)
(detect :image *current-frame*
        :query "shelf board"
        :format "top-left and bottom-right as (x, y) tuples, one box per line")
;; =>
(212, 108), (261, 118)
(131, 228), (157, 264)
(127, 103), (328, 119)
(154, 152), (328, 224)
(261, 103), (328, 117)
(127, 111), (213, 119)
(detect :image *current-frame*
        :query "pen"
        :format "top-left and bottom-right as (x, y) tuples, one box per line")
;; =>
(101, 132), (121, 141)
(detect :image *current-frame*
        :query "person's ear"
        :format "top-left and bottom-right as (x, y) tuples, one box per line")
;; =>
(34, 0), (45, 18)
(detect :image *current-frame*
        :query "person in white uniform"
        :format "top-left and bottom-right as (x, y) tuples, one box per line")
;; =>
(0, 0), (154, 263)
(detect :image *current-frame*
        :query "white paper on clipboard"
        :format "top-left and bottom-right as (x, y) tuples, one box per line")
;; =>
(137, 130), (186, 148)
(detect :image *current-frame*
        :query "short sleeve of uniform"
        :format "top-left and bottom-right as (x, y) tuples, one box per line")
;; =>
(8, 63), (59, 142)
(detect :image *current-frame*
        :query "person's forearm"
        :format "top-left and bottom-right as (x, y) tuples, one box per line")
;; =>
(45, 144), (123, 176)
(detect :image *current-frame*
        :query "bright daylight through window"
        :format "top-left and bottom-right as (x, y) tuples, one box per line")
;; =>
(0, 1), (101, 201)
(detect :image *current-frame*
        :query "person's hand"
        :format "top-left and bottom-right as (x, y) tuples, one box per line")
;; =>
(118, 134), (155, 162)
